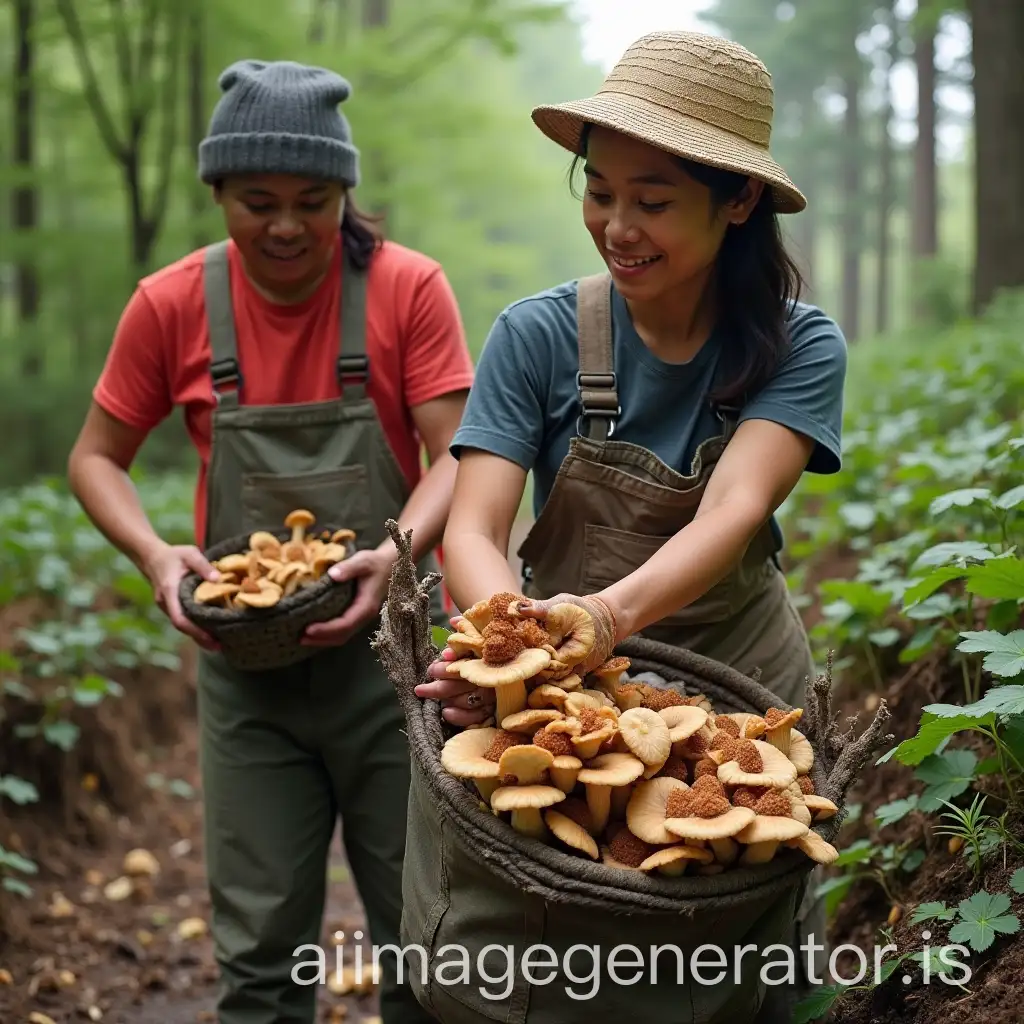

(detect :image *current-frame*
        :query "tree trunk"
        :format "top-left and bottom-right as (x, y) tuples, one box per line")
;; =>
(362, 0), (391, 226)
(912, 19), (938, 320)
(841, 66), (862, 342)
(967, 0), (1024, 312)
(188, 6), (208, 249)
(13, 0), (41, 379)
(876, 10), (899, 335)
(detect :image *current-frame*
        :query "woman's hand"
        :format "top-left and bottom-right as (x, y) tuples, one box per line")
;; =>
(516, 592), (619, 676)
(414, 616), (497, 726)
(141, 541), (221, 651)
(303, 547), (397, 647)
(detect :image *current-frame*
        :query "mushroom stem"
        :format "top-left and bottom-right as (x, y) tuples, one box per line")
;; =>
(510, 807), (547, 840)
(585, 784), (612, 833)
(610, 784), (632, 821)
(495, 680), (528, 723)
(475, 778), (500, 802)
(710, 837), (739, 865)
(767, 729), (793, 757)
(739, 840), (779, 865)
(550, 765), (580, 794)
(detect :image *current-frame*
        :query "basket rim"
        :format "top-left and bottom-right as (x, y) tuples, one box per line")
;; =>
(178, 525), (356, 624)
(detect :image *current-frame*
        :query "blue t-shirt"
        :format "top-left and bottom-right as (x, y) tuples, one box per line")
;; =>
(451, 279), (847, 532)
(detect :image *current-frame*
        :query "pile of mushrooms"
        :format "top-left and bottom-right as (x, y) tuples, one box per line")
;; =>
(193, 509), (356, 610)
(440, 592), (840, 876)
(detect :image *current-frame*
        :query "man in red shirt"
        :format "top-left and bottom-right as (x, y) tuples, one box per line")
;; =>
(68, 59), (472, 1024)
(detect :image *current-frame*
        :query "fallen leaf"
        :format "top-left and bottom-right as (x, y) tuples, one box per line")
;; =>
(57, 969), (76, 987)
(361, 1017), (382, 1024)
(85, 869), (105, 888)
(103, 877), (133, 902)
(82, 773), (99, 792)
(88, 1008), (103, 1022)
(29, 1014), (58, 1024)
(177, 917), (208, 941)
(0, 968), (12, 985)
(136, 929), (154, 947)
(170, 839), (192, 859)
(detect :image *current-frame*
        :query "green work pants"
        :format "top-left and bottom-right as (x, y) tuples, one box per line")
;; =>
(196, 625), (435, 1024)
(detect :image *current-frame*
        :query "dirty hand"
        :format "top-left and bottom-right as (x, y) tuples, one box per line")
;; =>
(415, 616), (497, 727)
(141, 541), (220, 651)
(303, 547), (395, 647)
(515, 592), (618, 676)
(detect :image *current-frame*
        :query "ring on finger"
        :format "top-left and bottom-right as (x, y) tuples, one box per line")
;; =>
(466, 692), (483, 707)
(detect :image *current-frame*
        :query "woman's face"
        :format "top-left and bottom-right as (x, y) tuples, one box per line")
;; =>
(216, 174), (345, 298)
(581, 127), (761, 303)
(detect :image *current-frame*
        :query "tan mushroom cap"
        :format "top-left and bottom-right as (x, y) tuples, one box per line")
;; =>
(330, 528), (357, 545)
(638, 845), (713, 875)
(733, 815), (808, 845)
(789, 731), (814, 774)
(665, 805), (756, 841)
(786, 831), (839, 865)
(501, 709), (563, 734)
(803, 794), (838, 821)
(453, 646), (551, 687)
(626, 777), (690, 845)
(617, 708), (672, 775)
(447, 633), (485, 656)
(528, 684), (572, 710)
(721, 713), (767, 739)
(440, 728), (501, 780)
(717, 740), (798, 789)
(764, 707), (804, 755)
(234, 579), (282, 608)
(194, 580), (242, 604)
(216, 553), (253, 575)
(784, 783), (813, 827)
(490, 785), (566, 813)
(285, 508), (316, 533)
(544, 603), (596, 663)
(659, 705), (709, 743)
(497, 744), (553, 786)
(576, 752), (645, 788)
(544, 809), (599, 859)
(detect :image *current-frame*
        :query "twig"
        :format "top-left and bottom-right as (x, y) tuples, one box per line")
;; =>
(370, 521), (442, 708)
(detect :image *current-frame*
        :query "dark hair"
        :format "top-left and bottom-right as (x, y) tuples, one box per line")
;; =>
(570, 124), (804, 405)
(341, 195), (385, 270)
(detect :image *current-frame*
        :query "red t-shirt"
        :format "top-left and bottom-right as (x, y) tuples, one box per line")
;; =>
(93, 237), (474, 545)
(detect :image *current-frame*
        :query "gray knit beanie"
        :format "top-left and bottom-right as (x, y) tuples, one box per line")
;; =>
(198, 59), (360, 186)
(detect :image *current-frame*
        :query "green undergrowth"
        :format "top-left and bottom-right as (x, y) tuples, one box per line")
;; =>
(781, 291), (1024, 1019)
(0, 470), (194, 903)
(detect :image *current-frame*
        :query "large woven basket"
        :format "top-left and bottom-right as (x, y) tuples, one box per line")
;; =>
(179, 525), (356, 672)
(371, 521), (893, 1023)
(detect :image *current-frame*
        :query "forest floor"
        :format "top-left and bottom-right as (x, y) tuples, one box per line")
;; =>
(1, 533), (1020, 1024)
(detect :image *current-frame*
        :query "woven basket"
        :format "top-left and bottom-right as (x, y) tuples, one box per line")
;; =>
(178, 525), (357, 672)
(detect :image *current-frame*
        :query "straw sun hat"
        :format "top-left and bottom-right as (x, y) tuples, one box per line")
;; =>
(531, 30), (806, 214)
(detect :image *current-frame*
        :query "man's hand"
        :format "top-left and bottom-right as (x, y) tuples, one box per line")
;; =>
(141, 541), (221, 651)
(302, 547), (397, 647)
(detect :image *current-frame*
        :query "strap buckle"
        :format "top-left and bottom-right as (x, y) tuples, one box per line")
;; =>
(575, 370), (620, 438)
(337, 354), (370, 386)
(210, 357), (242, 402)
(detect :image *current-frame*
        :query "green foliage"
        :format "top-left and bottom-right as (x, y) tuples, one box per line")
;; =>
(0, 473), (193, 899)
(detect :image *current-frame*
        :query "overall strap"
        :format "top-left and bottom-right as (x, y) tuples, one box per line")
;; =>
(203, 240), (243, 406)
(337, 244), (369, 401)
(575, 272), (619, 441)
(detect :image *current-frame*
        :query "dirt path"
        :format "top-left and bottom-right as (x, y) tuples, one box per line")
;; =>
(1, 523), (538, 1024)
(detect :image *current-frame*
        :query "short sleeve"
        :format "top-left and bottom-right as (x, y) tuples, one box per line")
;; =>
(449, 311), (546, 471)
(738, 304), (848, 474)
(402, 266), (474, 408)
(93, 286), (174, 432)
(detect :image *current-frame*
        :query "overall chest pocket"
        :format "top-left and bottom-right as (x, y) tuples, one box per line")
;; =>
(240, 466), (373, 538)
(579, 522), (740, 626)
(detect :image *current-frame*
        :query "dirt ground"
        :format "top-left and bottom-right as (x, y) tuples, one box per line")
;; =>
(2, 526), (1021, 1023)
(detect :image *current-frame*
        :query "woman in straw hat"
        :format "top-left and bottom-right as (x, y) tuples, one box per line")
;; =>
(416, 25), (842, 991)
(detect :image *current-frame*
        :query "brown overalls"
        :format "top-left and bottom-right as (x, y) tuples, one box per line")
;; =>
(516, 271), (827, 992)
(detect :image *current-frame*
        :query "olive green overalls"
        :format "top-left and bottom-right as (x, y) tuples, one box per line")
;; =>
(195, 239), (441, 1024)
(516, 272), (828, 1004)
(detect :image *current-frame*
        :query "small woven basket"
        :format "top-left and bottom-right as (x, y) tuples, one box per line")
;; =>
(178, 525), (357, 672)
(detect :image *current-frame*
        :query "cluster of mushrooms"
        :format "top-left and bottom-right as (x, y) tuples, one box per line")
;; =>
(440, 592), (840, 876)
(193, 509), (355, 610)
